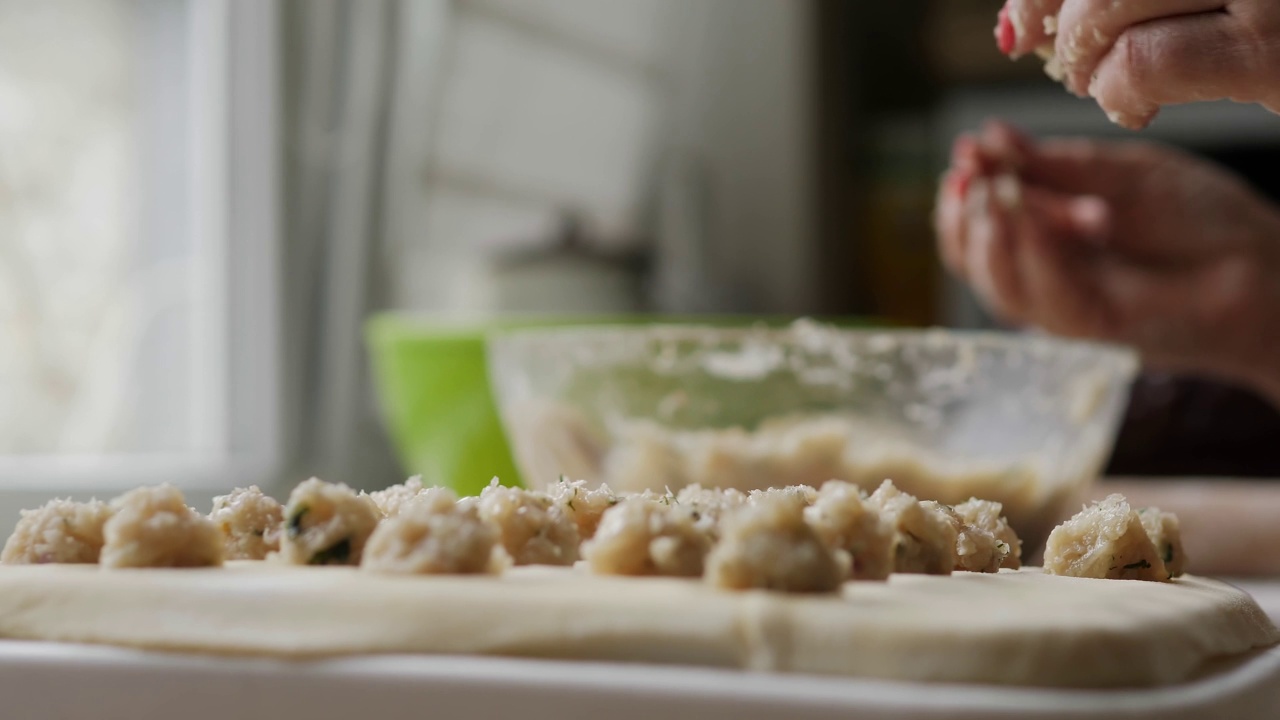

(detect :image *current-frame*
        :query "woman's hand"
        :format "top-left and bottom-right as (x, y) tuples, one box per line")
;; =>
(997, 0), (1280, 129)
(936, 121), (1280, 404)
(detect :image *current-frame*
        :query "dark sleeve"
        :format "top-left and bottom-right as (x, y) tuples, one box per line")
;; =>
(1106, 374), (1280, 478)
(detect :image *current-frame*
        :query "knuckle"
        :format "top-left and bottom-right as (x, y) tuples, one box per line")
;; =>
(1112, 32), (1156, 94)
(1112, 33), (1139, 77)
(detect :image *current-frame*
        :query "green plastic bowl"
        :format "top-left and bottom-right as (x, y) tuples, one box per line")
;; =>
(365, 314), (880, 495)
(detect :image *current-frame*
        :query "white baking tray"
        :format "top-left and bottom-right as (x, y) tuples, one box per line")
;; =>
(1, 640), (1278, 720)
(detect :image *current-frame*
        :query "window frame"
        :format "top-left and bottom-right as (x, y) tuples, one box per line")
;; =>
(0, 0), (284, 496)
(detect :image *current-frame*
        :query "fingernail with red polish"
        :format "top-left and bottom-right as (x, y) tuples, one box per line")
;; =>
(996, 6), (1017, 56)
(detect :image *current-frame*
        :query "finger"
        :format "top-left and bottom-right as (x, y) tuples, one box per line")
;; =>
(1054, 0), (1227, 97)
(1017, 201), (1114, 340)
(1065, 195), (1111, 241)
(1023, 189), (1113, 243)
(1004, 137), (1157, 199)
(1089, 12), (1265, 130)
(937, 135), (989, 279)
(964, 176), (1029, 324)
(935, 168), (972, 277)
(1003, 0), (1067, 58)
(977, 120), (1037, 170)
(952, 132), (1007, 178)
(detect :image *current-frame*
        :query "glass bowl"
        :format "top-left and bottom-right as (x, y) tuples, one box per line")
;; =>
(487, 321), (1139, 550)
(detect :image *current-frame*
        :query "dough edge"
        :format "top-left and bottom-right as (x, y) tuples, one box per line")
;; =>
(0, 563), (1272, 689)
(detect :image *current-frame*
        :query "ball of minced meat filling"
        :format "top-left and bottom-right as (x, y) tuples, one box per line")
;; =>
(210, 486), (283, 560)
(1044, 494), (1168, 581)
(583, 498), (711, 577)
(548, 478), (619, 541)
(1139, 506), (1186, 578)
(923, 501), (1006, 574)
(954, 498), (1022, 570)
(278, 478), (381, 566)
(748, 485), (818, 506)
(368, 476), (431, 518)
(362, 490), (507, 575)
(1, 499), (114, 564)
(477, 481), (579, 566)
(804, 481), (895, 580)
(866, 480), (957, 576)
(705, 494), (847, 594)
(101, 485), (224, 568)
(404, 486), (462, 514)
(676, 484), (748, 540)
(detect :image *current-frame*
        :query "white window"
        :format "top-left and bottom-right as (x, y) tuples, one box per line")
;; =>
(0, 0), (281, 499)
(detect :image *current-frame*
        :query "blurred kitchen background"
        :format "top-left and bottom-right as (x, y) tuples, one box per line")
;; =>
(4, 0), (1280, 517)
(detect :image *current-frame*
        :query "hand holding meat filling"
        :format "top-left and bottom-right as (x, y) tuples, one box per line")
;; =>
(936, 120), (1280, 408)
(997, 0), (1280, 129)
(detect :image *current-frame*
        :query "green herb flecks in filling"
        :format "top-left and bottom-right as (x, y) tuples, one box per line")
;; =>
(287, 505), (310, 539)
(308, 537), (352, 565)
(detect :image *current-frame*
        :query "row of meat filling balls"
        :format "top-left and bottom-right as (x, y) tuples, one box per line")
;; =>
(0, 476), (1029, 594)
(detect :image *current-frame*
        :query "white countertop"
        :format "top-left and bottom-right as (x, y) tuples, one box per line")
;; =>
(0, 640), (1278, 720)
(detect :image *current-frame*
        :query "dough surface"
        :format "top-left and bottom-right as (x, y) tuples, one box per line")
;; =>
(0, 564), (1272, 689)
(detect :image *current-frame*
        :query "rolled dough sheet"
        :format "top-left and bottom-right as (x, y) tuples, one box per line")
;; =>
(0, 563), (1273, 689)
